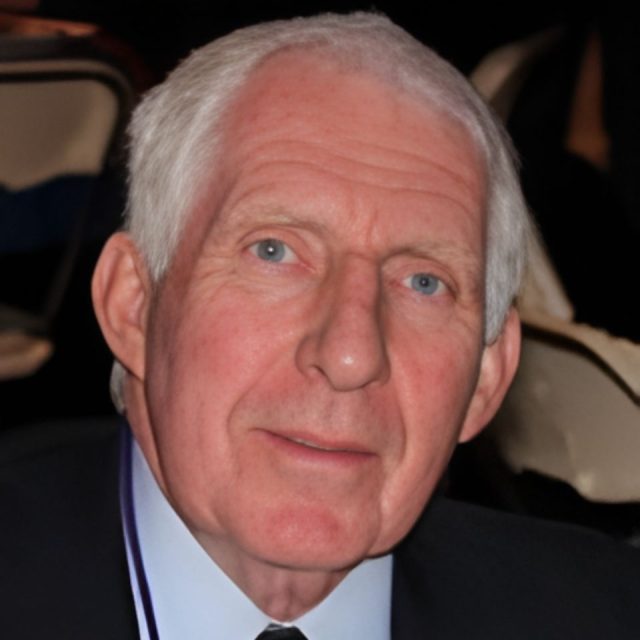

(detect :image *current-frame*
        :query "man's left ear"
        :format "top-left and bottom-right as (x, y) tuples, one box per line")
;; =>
(458, 307), (521, 443)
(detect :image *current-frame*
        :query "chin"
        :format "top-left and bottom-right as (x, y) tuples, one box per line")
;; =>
(242, 504), (380, 573)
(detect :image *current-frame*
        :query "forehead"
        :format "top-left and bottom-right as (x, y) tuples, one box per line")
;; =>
(184, 51), (486, 272)
(223, 51), (484, 184)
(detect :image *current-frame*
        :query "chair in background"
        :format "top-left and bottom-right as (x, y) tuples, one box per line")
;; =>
(454, 29), (640, 540)
(0, 13), (136, 423)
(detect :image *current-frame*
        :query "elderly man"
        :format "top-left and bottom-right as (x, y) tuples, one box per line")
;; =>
(2, 12), (639, 640)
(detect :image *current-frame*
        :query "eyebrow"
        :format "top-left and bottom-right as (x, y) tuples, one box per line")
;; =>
(212, 204), (327, 239)
(395, 239), (484, 293)
(214, 200), (481, 281)
(217, 168), (481, 228)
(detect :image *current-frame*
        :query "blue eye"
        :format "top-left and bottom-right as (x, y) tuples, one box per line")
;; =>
(408, 273), (441, 296)
(253, 238), (288, 262)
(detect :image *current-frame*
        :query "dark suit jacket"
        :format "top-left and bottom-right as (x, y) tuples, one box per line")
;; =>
(2, 419), (639, 639)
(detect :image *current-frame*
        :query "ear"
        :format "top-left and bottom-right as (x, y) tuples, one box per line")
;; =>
(458, 307), (521, 443)
(91, 232), (150, 382)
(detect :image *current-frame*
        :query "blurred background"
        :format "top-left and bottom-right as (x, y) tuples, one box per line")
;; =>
(1, 2), (638, 544)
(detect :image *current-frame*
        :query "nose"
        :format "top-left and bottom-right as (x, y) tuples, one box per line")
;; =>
(295, 256), (390, 391)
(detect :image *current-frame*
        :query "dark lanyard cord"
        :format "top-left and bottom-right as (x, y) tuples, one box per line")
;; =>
(120, 425), (160, 640)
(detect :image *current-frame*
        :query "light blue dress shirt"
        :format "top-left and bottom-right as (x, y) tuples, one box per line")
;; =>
(124, 438), (393, 640)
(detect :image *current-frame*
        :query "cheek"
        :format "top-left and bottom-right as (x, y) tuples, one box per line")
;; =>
(402, 319), (483, 427)
(143, 288), (307, 482)
(150, 288), (297, 407)
(372, 329), (482, 551)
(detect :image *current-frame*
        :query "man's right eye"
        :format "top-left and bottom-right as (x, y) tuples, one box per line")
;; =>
(249, 238), (297, 263)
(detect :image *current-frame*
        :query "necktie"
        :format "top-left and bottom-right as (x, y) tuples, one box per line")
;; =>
(255, 623), (309, 639)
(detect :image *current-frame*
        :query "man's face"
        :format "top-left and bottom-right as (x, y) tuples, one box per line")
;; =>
(133, 54), (497, 577)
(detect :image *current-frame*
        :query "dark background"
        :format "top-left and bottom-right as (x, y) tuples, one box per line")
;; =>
(37, 2), (571, 77)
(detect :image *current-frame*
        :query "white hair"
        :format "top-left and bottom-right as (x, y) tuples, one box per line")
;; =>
(110, 12), (531, 411)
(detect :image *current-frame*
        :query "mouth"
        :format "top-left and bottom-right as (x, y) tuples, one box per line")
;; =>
(286, 435), (360, 453)
(257, 429), (374, 466)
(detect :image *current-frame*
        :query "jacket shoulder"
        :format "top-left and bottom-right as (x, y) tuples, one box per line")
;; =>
(0, 418), (138, 639)
(393, 497), (640, 639)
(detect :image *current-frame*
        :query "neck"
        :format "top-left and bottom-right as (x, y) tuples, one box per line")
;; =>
(192, 531), (351, 620)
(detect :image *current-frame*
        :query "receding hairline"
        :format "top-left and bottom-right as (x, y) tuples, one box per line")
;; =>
(185, 43), (491, 240)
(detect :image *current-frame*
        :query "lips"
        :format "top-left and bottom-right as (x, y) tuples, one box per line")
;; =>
(286, 435), (365, 454)
(257, 429), (374, 465)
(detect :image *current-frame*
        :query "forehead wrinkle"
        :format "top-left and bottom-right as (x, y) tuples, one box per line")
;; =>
(233, 135), (480, 201)
(225, 158), (480, 223)
(209, 143), (484, 262)
(219, 164), (481, 256)
(330, 134), (481, 195)
(211, 203), (328, 240)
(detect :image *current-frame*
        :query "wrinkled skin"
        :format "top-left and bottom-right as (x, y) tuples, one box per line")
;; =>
(93, 52), (520, 619)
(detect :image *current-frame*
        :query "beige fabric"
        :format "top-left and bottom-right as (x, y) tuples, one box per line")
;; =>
(0, 330), (53, 380)
(470, 28), (562, 121)
(472, 33), (640, 502)
(492, 322), (640, 502)
(0, 56), (130, 379)
(0, 59), (125, 188)
(521, 311), (640, 398)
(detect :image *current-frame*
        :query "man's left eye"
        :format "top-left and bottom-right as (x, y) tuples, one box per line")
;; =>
(404, 272), (444, 296)
(249, 238), (296, 263)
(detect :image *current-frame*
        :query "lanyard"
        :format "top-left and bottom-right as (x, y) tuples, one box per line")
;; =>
(120, 425), (160, 640)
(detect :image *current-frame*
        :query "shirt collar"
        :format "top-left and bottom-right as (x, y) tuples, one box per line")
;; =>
(126, 435), (393, 640)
